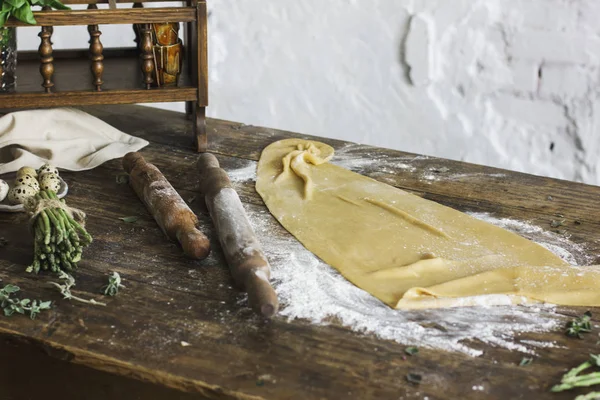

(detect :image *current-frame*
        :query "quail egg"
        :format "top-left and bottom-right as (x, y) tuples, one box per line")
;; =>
(14, 174), (40, 191)
(7, 185), (38, 205)
(0, 179), (8, 202)
(16, 166), (38, 179)
(39, 173), (61, 192)
(37, 163), (59, 177)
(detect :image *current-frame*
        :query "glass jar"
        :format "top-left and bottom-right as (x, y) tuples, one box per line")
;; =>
(0, 27), (16, 93)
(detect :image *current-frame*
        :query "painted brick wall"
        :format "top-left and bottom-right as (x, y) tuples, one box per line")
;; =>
(17, 0), (600, 184)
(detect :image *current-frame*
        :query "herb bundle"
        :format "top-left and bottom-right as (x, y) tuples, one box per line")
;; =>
(26, 190), (93, 274)
(0, 0), (70, 28)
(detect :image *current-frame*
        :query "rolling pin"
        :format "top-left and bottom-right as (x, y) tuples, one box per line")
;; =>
(123, 152), (210, 260)
(197, 153), (279, 318)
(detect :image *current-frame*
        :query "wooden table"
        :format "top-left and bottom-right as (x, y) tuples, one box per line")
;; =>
(1, 105), (599, 400)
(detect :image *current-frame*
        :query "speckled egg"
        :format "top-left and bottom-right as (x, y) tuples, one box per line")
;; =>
(39, 173), (61, 192)
(0, 179), (8, 202)
(14, 174), (39, 192)
(16, 166), (38, 179)
(37, 163), (59, 177)
(7, 185), (37, 205)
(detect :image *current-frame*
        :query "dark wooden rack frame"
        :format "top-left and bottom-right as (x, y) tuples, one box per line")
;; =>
(0, 0), (208, 151)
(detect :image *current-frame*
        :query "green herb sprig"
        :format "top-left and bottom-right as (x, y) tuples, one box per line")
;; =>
(48, 271), (106, 306)
(405, 346), (419, 356)
(101, 272), (125, 296)
(566, 311), (593, 339)
(0, 0), (70, 28)
(575, 392), (600, 400)
(0, 283), (51, 319)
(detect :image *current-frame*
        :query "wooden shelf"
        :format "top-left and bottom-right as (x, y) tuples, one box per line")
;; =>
(0, 0), (208, 150)
(0, 49), (198, 108)
(5, 8), (196, 27)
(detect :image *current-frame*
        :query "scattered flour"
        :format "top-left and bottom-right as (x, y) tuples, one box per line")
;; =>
(226, 162), (257, 182)
(225, 159), (590, 357)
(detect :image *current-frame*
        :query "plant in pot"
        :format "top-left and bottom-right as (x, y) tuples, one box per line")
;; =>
(0, 0), (70, 92)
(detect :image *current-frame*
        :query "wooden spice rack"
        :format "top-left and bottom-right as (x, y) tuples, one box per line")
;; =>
(0, 0), (208, 151)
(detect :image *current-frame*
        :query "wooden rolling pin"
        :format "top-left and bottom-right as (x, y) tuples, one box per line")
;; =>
(123, 152), (210, 260)
(197, 153), (279, 318)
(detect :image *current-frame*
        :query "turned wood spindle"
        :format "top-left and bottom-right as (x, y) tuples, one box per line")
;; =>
(42, 6), (54, 44)
(87, 4), (104, 91)
(38, 25), (54, 93)
(140, 24), (154, 89)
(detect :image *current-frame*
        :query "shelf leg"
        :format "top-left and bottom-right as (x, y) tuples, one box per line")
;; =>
(38, 22), (54, 93)
(140, 24), (154, 89)
(184, 0), (196, 117)
(87, 4), (104, 92)
(195, 105), (207, 152)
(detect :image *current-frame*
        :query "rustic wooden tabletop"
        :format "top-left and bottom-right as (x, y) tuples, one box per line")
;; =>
(1, 104), (600, 400)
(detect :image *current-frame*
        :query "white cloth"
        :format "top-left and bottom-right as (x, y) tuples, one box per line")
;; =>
(0, 108), (149, 175)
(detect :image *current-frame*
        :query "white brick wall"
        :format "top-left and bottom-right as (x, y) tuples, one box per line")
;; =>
(16, 0), (600, 185)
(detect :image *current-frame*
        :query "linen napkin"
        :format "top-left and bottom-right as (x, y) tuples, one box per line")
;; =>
(0, 108), (149, 175)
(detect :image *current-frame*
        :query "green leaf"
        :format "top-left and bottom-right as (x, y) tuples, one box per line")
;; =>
(575, 391), (600, 400)
(2, 284), (20, 294)
(39, 301), (52, 309)
(20, 298), (31, 306)
(405, 346), (419, 356)
(519, 357), (533, 367)
(4, 308), (14, 317)
(48, 0), (70, 10)
(5, 0), (26, 8)
(0, 12), (9, 28)
(119, 216), (139, 223)
(13, 3), (36, 25)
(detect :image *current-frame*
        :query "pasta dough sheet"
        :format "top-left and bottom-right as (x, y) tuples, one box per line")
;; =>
(256, 139), (600, 309)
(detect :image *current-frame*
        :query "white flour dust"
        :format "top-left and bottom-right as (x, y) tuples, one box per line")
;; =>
(331, 145), (418, 173)
(226, 162), (256, 182)
(226, 163), (589, 357)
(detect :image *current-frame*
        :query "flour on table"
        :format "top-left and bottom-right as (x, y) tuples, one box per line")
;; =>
(226, 162), (256, 182)
(226, 160), (587, 357)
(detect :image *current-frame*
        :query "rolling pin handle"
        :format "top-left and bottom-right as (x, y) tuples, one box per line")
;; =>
(123, 151), (145, 173)
(197, 153), (220, 170)
(245, 271), (279, 318)
(176, 227), (211, 260)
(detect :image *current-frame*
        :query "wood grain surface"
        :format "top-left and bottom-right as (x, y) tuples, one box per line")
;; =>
(4, 8), (196, 27)
(1, 104), (599, 400)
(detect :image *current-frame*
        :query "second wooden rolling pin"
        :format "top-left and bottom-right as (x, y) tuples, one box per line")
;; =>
(197, 153), (279, 318)
(123, 152), (211, 260)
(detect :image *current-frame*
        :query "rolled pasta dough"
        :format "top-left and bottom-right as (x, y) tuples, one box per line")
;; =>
(256, 139), (600, 309)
